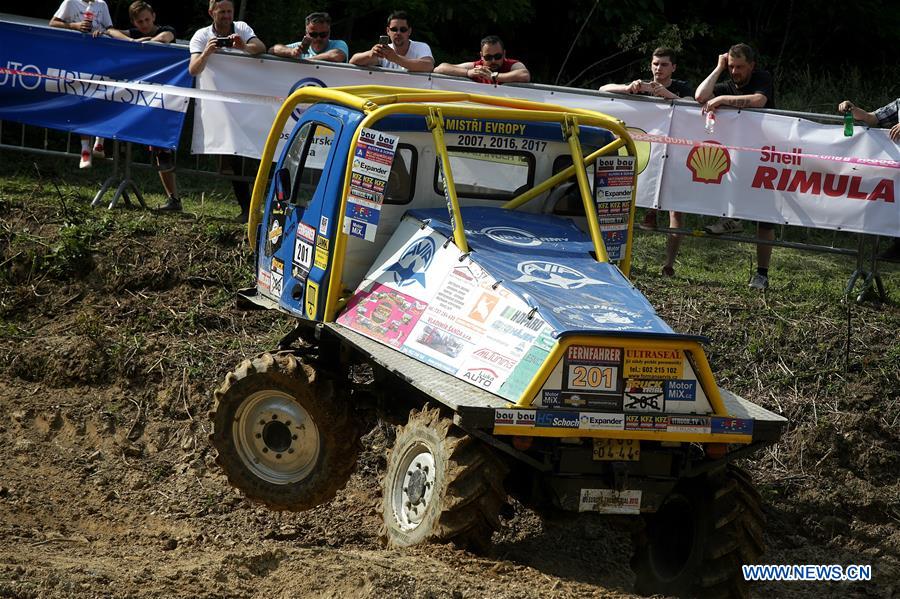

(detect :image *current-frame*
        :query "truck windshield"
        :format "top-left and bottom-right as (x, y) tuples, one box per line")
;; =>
(435, 148), (535, 200)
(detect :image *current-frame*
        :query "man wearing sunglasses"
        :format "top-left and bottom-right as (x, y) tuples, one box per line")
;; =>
(349, 10), (433, 72)
(435, 35), (530, 84)
(270, 12), (348, 62)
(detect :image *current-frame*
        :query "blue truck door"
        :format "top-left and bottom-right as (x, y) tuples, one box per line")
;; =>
(257, 109), (347, 318)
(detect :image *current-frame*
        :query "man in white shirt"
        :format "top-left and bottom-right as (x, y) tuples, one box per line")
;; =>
(349, 11), (433, 73)
(49, 0), (115, 168)
(189, 0), (265, 77)
(189, 0), (266, 222)
(50, 0), (113, 35)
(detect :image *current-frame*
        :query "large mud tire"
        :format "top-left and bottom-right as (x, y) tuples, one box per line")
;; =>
(382, 407), (508, 553)
(631, 464), (765, 598)
(210, 352), (360, 511)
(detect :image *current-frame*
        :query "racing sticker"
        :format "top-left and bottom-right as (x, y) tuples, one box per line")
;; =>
(271, 258), (284, 296)
(665, 379), (697, 402)
(258, 268), (271, 292)
(293, 237), (313, 276)
(314, 236), (329, 270)
(563, 346), (622, 393)
(594, 155), (635, 262)
(343, 128), (399, 242)
(625, 415), (668, 431)
(265, 203), (286, 258)
(623, 348), (683, 380)
(711, 417), (753, 436)
(336, 282), (426, 348)
(623, 379), (665, 413)
(578, 413), (625, 431)
(542, 390), (622, 411)
(579, 489), (641, 514)
(493, 409), (536, 427)
(535, 410), (580, 429)
(304, 280), (319, 319)
(667, 416), (711, 435)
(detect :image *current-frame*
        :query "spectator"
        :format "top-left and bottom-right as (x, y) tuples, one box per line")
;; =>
(107, 0), (174, 43)
(49, 0), (112, 169)
(695, 43), (776, 290)
(269, 12), (348, 63)
(105, 1), (181, 211)
(349, 11), (434, 73)
(600, 47), (690, 277)
(189, 0), (266, 223)
(838, 98), (900, 261)
(434, 35), (530, 84)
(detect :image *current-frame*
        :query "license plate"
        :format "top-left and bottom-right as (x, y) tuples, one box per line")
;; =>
(593, 438), (640, 461)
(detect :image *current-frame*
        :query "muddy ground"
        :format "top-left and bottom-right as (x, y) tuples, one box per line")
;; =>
(0, 171), (898, 598)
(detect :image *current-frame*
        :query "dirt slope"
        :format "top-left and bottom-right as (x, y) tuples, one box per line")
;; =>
(0, 186), (897, 598)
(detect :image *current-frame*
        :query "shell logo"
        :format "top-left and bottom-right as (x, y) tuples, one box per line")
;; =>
(686, 141), (731, 184)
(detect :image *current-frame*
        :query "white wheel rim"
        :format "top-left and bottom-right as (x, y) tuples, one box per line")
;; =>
(391, 442), (437, 531)
(233, 389), (320, 485)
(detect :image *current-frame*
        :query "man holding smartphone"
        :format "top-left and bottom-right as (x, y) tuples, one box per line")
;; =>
(349, 11), (433, 72)
(434, 36), (530, 85)
(270, 12), (348, 62)
(188, 0), (265, 77)
(189, 0), (265, 222)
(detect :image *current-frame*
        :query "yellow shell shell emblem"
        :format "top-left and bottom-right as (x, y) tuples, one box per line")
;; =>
(686, 141), (731, 184)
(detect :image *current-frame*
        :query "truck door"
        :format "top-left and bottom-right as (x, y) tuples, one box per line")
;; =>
(258, 111), (345, 318)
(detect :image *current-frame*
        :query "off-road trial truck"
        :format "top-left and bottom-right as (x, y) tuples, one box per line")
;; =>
(209, 85), (787, 598)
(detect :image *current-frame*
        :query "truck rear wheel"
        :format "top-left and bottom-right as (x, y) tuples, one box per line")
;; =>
(382, 406), (507, 553)
(631, 465), (764, 598)
(210, 352), (360, 511)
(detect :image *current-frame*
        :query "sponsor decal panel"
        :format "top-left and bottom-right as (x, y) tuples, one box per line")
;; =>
(293, 237), (313, 275)
(564, 345), (622, 394)
(557, 392), (622, 411)
(271, 258), (284, 295)
(579, 413), (625, 431)
(594, 155), (635, 262)
(625, 414), (668, 431)
(579, 489), (642, 514)
(493, 409), (536, 427)
(304, 280), (319, 319)
(344, 128), (399, 242)
(535, 410), (580, 429)
(623, 379), (665, 413)
(623, 348), (684, 379)
(667, 416), (711, 435)
(711, 417), (753, 435)
(258, 268), (271, 292)
(665, 379), (697, 401)
(337, 282), (427, 348)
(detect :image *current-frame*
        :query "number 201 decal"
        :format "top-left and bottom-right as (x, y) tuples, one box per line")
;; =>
(567, 365), (617, 391)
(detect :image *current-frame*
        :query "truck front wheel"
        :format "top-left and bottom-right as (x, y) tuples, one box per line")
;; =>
(210, 352), (360, 511)
(631, 464), (765, 598)
(382, 406), (508, 553)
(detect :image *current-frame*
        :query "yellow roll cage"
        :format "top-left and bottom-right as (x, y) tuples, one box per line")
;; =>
(247, 85), (639, 322)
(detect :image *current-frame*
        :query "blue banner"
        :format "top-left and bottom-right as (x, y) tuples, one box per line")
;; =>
(0, 20), (192, 148)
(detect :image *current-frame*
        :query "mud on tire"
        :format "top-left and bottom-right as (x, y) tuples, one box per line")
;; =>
(631, 464), (765, 598)
(382, 406), (508, 553)
(210, 352), (360, 511)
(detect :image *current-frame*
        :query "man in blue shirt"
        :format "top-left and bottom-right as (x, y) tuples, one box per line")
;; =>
(270, 12), (348, 62)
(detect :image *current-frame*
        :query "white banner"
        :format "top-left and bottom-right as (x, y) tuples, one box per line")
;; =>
(191, 56), (899, 237)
